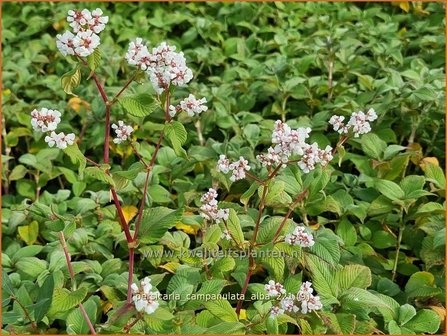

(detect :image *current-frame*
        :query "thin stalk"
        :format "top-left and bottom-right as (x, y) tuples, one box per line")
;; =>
(194, 118), (205, 146)
(272, 189), (308, 243)
(127, 248), (135, 303)
(12, 298), (37, 330)
(391, 221), (404, 281)
(111, 72), (138, 104)
(236, 254), (254, 316)
(59, 232), (96, 334)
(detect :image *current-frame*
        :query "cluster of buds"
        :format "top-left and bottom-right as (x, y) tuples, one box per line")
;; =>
(216, 155), (251, 182)
(56, 8), (108, 57)
(268, 281), (322, 317)
(131, 277), (160, 315)
(297, 143), (333, 174)
(199, 188), (229, 224)
(169, 94), (208, 118)
(125, 39), (193, 94)
(30, 108), (75, 149)
(112, 120), (134, 144)
(329, 108), (377, 137)
(284, 225), (315, 247)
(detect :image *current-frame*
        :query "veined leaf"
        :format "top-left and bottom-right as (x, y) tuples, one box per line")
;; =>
(61, 65), (81, 95)
(119, 93), (158, 117)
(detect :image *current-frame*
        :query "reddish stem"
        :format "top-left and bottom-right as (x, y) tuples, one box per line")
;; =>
(112, 72), (137, 103)
(127, 248), (135, 303)
(236, 254), (254, 316)
(104, 105), (111, 164)
(132, 171), (150, 240)
(272, 189), (309, 243)
(59, 232), (96, 334)
(111, 189), (133, 242)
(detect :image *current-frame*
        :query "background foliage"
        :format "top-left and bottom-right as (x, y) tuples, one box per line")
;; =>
(2, 1), (445, 334)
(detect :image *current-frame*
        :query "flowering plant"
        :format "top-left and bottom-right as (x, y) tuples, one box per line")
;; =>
(2, 3), (444, 335)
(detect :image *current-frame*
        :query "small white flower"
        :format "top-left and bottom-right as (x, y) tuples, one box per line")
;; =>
(67, 9), (92, 33)
(329, 115), (348, 134)
(297, 281), (322, 314)
(56, 31), (76, 56)
(131, 277), (160, 315)
(112, 121), (133, 144)
(125, 38), (151, 70)
(284, 226), (315, 248)
(228, 156), (251, 182)
(44, 131), (75, 149)
(264, 280), (286, 297)
(280, 296), (299, 313)
(73, 30), (100, 57)
(199, 188), (229, 223)
(88, 8), (109, 34)
(30, 108), (61, 132)
(170, 94), (207, 118)
(216, 155), (231, 174)
(269, 306), (284, 318)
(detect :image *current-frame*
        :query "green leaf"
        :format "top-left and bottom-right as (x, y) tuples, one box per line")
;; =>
(403, 309), (440, 333)
(9, 164), (28, 181)
(372, 231), (397, 249)
(336, 218), (357, 246)
(398, 304), (417, 326)
(66, 296), (99, 334)
(405, 271), (442, 298)
(204, 225), (222, 245)
(204, 299), (238, 322)
(361, 133), (387, 160)
(374, 179), (405, 201)
(86, 48), (101, 71)
(266, 315), (279, 334)
(423, 162), (445, 190)
(119, 93), (158, 117)
(139, 207), (183, 243)
(63, 143), (87, 176)
(226, 209), (244, 246)
(48, 287), (88, 317)
(305, 254), (339, 304)
(2, 272), (15, 297)
(18, 220), (39, 245)
(204, 321), (246, 334)
(165, 120), (188, 158)
(34, 274), (54, 322)
(322, 312), (356, 335)
(85, 166), (115, 187)
(308, 235), (340, 265)
(61, 65), (81, 95)
(336, 264), (372, 292)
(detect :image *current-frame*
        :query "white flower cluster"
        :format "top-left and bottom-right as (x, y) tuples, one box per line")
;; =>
(284, 225), (315, 248)
(30, 108), (61, 132)
(131, 277), (159, 315)
(30, 108), (75, 149)
(199, 188), (229, 224)
(256, 120), (333, 173)
(169, 94), (208, 118)
(45, 132), (75, 150)
(264, 280), (286, 297)
(268, 281), (322, 317)
(125, 39), (193, 94)
(112, 120), (134, 144)
(297, 143), (333, 174)
(329, 108), (377, 137)
(56, 8), (108, 57)
(297, 281), (323, 314)
(216, 155), (251, 182)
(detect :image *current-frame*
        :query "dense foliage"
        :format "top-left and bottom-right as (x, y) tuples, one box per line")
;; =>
(2, 2), (445, 335)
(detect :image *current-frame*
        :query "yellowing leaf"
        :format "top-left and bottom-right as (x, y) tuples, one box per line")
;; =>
(103, 301), (113, 314)
(399, 2), (410, 12)
(409, 143), (423, 165)
(429, 306), (446, 326)
(175, 222), (200, 235)
(122, 205), (138, 224)
(420, 157), (439, 172)
(18, 221), (39, 245)
(159, 262), (181, 273)
(238, 309), (247, 320)
(3, 89), (11, 96)
(68, 97), (90, 112)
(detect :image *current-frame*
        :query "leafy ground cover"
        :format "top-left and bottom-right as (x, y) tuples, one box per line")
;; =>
(2, 1), (445, 335)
